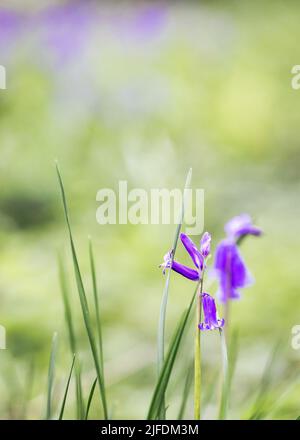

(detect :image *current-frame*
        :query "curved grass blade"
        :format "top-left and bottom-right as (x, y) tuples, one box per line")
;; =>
(59, 354), (76, 420)
(21, 358), (35, 420)
(85, 377), (98, 420)
(228, 329), (239, 389)
(177, 362), (193, 420)
(56, 163), (108, 419)
(157, 168), (192, 419)
(89, 238), (104, 372)
(58, 254), (85, 419)
(148, 287), (197, 420)
(218, 328), (229, 420)
(248, 340), (283, 420)
(46, 332), (58, 420)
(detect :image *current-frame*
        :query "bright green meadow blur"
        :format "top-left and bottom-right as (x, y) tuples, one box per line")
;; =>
(0, 0), (300, 419)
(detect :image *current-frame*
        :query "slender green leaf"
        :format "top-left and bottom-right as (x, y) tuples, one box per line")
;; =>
(85, 377), (98, 420)
(228, 329), (239, 389)
(218, 328), (229, 420)
(46, 332), (58, 420)
(248, 340), (283, 420)
(148, 288), (196, 420)
(89, 238), (104, 372)
(56, 163), (108, 419)
(58, 254), (85, 419)
(216, 328), (238, 420)
(59, 354), (76, 420)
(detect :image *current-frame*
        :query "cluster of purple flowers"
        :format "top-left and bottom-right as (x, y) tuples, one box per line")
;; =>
(160, 214), (262, 331)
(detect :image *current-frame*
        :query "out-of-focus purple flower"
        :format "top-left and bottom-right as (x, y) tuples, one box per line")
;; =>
(0, 9), (24, 49)
(225, 214), (262, 241)
(214, 240), (253, 303)
(160, 232), (211, 281)
(200, 231), (211, 258)
(39, 1), (94, 63)
(198, 293), (224, 331)
(130, 5), (167, 39)
(115, 4), (167, 42)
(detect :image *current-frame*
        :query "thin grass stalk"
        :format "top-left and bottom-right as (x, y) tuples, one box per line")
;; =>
(227, 329), (239, 392)
(218, 328), (229, 420)
(46, 332), (58, 420)
(56, 163), (108, 419)
(59, 354), (76, 420)
(248, 340), (282, 420)
(58, 254), (85, 419)
(85, 377), (98, 420)
(88, 238), (104, 372)
(224, 301), (230, 342)
(157, 168), (192, 418)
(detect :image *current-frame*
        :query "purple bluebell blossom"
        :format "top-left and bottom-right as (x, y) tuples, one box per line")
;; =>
(198, 293), (224, 331)
(225, 214), (262, 241)
(160, 232), (211, 281)
(160, 250), (200, 281)
(39, 1), (93, 63)
(130, 4), (167, 39)
(0, 9), (24, 52)
(200, 231), (211, 258)
(180, 233), (203, 270)
(213, 214), (262, 303)
(214, 239), (253, 303)
(114, 4), (167, 42)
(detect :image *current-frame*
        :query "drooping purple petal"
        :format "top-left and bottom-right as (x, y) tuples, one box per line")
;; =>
(200, 231), (211, 258)
(199, 293), (224, 331)
(171, 260), (200, 281)
(180, 233), (203, 269)
(159, 250), (200, 281)
(214, 240), (253, 303)
(225, 214), (262, 240)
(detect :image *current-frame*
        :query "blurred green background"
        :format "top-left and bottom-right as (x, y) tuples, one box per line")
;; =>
(0, 0), (300, 419)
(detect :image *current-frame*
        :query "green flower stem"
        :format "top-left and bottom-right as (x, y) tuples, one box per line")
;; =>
(194, 276), (203, 420)
(224, 300), (230, 342)
(218, 328), (229, 420)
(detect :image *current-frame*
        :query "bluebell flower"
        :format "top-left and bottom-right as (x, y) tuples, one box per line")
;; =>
(198, 293), (224, 331)
(225, 214), (262, 241)
(160, 232), (211, 281)
(214, 214), (261, 303)
(214, 240), (253, 303)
